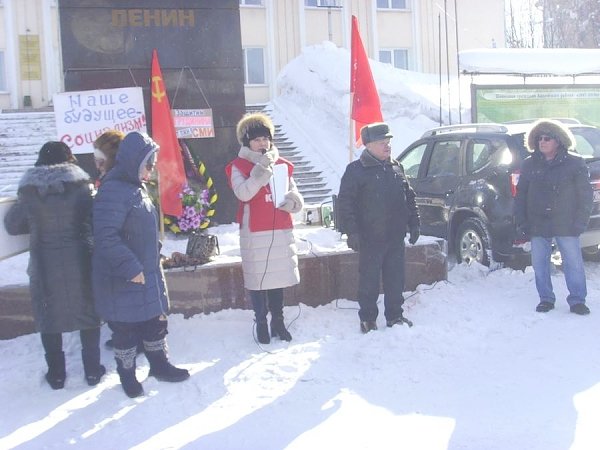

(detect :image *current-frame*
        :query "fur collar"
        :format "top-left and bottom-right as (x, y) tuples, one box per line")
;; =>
(237, 144), (280, 163)
(359, 149), (396, 167)
(18, 163), (91, 196)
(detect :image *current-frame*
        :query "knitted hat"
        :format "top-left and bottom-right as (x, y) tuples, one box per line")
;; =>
(35, 141), (77, 166)
(236, 112), (275, 146)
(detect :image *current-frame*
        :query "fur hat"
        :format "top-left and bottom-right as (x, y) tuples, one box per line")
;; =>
(236, 112), (275, 146)
(35, 141), (77, 166)
(526, 119), (575, 152)
(94, 130), (125, 163)
(361, 122), (393, 145)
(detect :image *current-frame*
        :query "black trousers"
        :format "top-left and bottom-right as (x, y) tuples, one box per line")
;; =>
(41, 327), (101, 354)
(107, 314), (168, 351)
(249, 288), (284, 322)
(357, 239), (405, 322)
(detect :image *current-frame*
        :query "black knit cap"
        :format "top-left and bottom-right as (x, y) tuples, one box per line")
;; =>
(35, 141), (77, 166)
(243, 124), (272, 146)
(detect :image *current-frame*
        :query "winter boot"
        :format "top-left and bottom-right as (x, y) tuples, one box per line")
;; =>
(256, 321), (271, 344)
(268, 289), (292, 341)
(80, 327), (106, 386)
(144, 339), (190, 382)
(250, 290), (270, 344)
(44, 351), (66, 390)
(115, 347), (143, 398)
(81, 347), (106, 386)
(270, 317), (292, 341)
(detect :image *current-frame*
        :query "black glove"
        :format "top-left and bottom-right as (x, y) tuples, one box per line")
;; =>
(516, 224), (529, 240)
(347, 233), (360, 252)
(408, 227), (420, 245)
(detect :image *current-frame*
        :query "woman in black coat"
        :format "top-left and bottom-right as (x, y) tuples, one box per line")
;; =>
(4, 142), (105, 389)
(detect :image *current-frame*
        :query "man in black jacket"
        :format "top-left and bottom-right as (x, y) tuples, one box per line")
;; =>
(514, 119), (593, 315)
(337, 122), (420, 333)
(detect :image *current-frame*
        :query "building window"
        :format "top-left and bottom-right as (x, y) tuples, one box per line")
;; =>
(240, 0), (263, 6)
(0, 51), (6, 91)
(379, 49), (409, 70)
(376, 0), (407, 9)
(243, 48), (265, 85)
(305, 0), (340, 6)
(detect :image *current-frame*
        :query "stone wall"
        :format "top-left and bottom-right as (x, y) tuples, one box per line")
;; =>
(0, 239), (447, 340)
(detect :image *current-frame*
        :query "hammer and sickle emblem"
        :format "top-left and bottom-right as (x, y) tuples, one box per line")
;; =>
(152, 76), (166, 103)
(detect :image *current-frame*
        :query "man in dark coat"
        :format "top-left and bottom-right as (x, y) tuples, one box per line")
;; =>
(5, 141), (104, 389)
(514, 119), (593, 315)
(93, 131), (189, 398)
(336, 122), (420, 333)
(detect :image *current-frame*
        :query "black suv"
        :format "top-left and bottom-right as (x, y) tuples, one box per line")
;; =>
(396, 121), (600, 266)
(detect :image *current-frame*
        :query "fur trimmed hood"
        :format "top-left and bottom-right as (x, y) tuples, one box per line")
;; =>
(18, 163), (91, 196)
(236, 112), (275, 145)
(526, 119), (575, 152)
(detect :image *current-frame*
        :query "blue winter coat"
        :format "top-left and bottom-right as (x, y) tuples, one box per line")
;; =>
(92, 135), (168, 323)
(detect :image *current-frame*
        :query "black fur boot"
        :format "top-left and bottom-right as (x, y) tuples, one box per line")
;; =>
(256, 321), (271, 344)
(144, 339), (189, 382)
(115, 347), (143, 398)
(270, 317), (292, 341)
(44, 351), (66, 390)
(81, 348), (106, 386)
(80, 328), (106, 386)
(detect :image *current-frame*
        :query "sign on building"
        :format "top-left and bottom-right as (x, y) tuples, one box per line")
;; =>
(172, 109), (214, 139)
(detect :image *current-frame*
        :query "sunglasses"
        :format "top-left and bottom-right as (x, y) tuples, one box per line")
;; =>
(537, 135), (555, 142)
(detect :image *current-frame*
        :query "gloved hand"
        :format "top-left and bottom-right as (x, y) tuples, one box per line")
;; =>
(408, 227), (420, 245)
(347, 233), (360, 252)
(249, 162), (273, 186)
(257, 151), (276, 167)
(278, 191), (303, 213)
(516, 224), (529, 240)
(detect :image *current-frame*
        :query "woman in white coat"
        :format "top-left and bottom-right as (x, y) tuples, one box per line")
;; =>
(225, 113), (304, 344)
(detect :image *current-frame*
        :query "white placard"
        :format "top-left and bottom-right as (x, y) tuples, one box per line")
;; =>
(269, 164), (289, 207)
(53, 87), (147, 154)
(0, 198), (29, 261)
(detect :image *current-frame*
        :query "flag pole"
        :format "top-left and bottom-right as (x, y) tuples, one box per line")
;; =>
(349, 92), (354, 163)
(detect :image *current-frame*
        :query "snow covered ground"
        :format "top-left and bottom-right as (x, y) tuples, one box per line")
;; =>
(1, 44), (600, 449)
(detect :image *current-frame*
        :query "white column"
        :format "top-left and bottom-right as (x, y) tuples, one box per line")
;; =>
(42, 0), (61, 105)
(410, 0), (422, 72)
(4, 0), (19, 109)
(266, 0), (277, 100)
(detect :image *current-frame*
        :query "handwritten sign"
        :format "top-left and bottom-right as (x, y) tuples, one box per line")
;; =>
(172, 109), (214, 139)
(53, 87), (147, 154)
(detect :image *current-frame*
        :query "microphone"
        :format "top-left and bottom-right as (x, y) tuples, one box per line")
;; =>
(261, 149), (267, 154)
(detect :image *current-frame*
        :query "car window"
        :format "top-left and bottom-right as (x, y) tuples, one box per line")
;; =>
(467, 140), (492, 173)
(570, 126), (600, 158)
(427, 140), (461, 177)
(398, 143), (427, 178)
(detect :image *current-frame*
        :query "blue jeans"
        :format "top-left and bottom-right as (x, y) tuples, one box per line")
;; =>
(531, 236), (587, 305)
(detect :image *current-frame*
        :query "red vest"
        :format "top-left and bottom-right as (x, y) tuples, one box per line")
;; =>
(225, 157), (294, 232)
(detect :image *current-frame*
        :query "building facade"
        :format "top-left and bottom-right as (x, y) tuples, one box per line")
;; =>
(0, 0), (505, 110)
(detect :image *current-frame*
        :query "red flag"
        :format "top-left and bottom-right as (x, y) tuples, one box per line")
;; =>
(151, 49), (186, 217)
(350, 15), (383, 145)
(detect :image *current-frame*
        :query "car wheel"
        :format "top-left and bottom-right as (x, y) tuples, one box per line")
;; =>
(582, 245), (600, 262)
(455, 217), (491, 266)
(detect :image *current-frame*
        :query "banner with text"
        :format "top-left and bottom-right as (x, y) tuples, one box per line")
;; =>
(53, 87), (147, 154)
(172, 109), (214, 139)
(471, 84), (600, 127)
